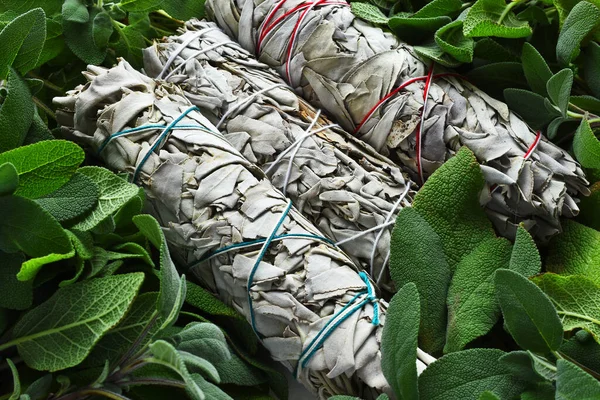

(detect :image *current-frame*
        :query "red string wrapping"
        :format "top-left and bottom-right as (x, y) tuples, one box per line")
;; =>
(257, 1), (543, 189)
(257, 0), (349, 83)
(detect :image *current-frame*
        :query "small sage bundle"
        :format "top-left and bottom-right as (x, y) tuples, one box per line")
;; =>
(142, 19), (416, 291)
(53, 60), (419, 399)
(206, 0), (590, 242)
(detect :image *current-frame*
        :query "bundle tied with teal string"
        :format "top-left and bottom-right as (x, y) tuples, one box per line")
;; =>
(54, 60), (393, 399)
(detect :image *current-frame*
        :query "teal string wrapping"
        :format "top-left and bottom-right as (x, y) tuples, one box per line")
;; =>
(96, 106), (222, 182)
(246, 200), (294, 335)
(293, 271), (380, 379)
(101, 106), (382, 380)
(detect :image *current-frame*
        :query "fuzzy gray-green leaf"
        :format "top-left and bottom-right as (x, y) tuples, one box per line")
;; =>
(381, 283), (420, 400)
(495, 269), (563, 354)
(10, 273), (144, 371)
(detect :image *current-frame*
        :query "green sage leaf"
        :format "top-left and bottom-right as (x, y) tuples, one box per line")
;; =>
(72, 166), (139, 231)
(556, 359), (600, 399)
(0, 162), (18, 195)
(0, 70), (34, 153)
(63, 6), (106, 64)
(10, 273), (144, 371)
(62, 0), (89, 23)
(0, 140), (84, 199)
(351, 2), (389, 24)
(133, 214), (186, 331)
(546, 68), (573, 117)
(495, 269), (563, 354)
(521, 43), (553, 96)
(418, 349), (527, 399)
(381, 283), (420, 400)
(0, 195), (71, 259)
(434, 20), (474, 63)
(533, 273), (600, 344)
(390, 207), (450, 354)
(463, 0), (533, 38)
(573, 118), (600, 170)
(556, 1), (600, 65)
(36, 172), (99, 222)
(547, 219), (600, 284)
(0, 7), (45, 78)
(411, 147), (496, 269)
(509, 226), (542, 277)
(445, 238), (512, 353)
(503, 88), (562, 129)
(84, 292), (161, 367)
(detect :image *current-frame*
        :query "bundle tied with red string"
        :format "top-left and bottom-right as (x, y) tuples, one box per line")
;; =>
(206, 0), (590, 242)
(53, 60), (439, 400)
(142, 19), (417, 292)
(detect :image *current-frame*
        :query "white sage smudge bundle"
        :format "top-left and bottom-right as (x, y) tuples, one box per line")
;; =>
(53, 60), (432, 399)
(142, 19), (416, 291)
(206, 0), (590, 242)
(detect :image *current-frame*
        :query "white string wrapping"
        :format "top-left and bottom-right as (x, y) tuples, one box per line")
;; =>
(216, 83), (287, 128)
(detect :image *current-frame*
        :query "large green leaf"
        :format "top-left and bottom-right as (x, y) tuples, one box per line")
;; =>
(556, 359), (600, 399)
(381, 283), (420, 400)
(161, 0), (206, 20)
(533, 274), (600, 344)
(412, 147), (496, 269)
(7, 273), (144, 371)
(503, 89), (562, 129)
(350, 2), (389, 24)
(72, 167), (139, 231)
(546, 68), (573, 117)
(509, 226), (542, 277)
(0, 7), (45, 78)
(148, 340), (206, 400)
(418, 349), (527, 399)
(62, 6), (106, 64)
(389, 207), (451, 354)
(18, 248), (75, 281)
(174, 322), (230, 366)
(0, 140), (84, 199)
(0, 195), (71, 258)
(560, 330), (600, 373)
(464, 0), (533, 38)
(133, 214), (186, 331)
(0, 70), (34, 153)
(445, 238), (512, 353)
(573, 118), (600, 170)
(546, 220), (600, 284)
(0, 0), (62, 15)
(84, 292), (161, 367)
(556, 1), (600, 65)
(35, 172), (99, 222)
(435, 20), (474, 63)
(0, 162), (18, 195)
(495, 269), (563, 354)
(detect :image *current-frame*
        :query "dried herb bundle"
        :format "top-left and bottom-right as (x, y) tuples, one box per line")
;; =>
(142, 19), (416, 290)
(206, 0), (590, 241)
(54, 61), (409, 399)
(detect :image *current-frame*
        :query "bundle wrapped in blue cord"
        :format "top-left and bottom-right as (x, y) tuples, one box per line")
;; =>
(53, 60), (430, 399)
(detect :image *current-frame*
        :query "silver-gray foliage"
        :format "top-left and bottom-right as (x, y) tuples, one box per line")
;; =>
(205, 0), (590, 242)
(142, 19), (416, 291)
(54, 61), (400, 399)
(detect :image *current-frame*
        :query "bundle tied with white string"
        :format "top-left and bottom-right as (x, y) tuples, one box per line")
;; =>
(142, 20), (417, 291)
(206, 0), (590, 242)
(53, 60), (439, 399)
